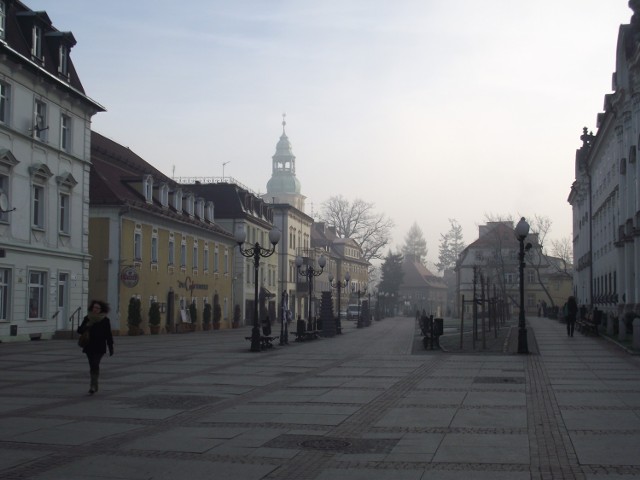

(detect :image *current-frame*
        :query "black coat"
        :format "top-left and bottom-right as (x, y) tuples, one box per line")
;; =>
(77, 316), (114, 355)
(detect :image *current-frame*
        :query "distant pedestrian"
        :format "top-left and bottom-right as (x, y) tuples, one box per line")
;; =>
(262, 315), (271, 336)
(566, 296), (578, 337)
(77, 300), (114, 395)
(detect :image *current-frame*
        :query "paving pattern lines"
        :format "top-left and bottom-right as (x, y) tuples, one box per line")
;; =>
(263, 355), (446, 479)
(0, 349), (362, 480)
(526, 354), (585, 480)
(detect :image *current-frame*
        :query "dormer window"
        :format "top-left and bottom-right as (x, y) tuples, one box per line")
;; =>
(173, 188), (182, 213)
(159, 183), (169, 208)
(143, 175), (153, 203)
(0, 2), (6, 40)
(196, 197), (204, 220)
(32, 25), (43, 61)
(186, 193), (195, 217)
(58, 44), (69, 77)
(205, 201), (214, 222)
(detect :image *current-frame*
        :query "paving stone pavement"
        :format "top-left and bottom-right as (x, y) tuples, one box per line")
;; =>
(0, 316), (639, 479)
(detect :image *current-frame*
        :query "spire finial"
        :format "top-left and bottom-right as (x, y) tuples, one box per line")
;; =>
(282, 112), (287, 134)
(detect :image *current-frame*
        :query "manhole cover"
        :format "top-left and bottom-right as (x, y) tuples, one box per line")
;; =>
(299, 438), (352, 451)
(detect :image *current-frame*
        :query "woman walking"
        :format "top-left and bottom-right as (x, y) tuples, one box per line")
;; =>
(566, 296), (578, 337)
(77, 300), (114, 395)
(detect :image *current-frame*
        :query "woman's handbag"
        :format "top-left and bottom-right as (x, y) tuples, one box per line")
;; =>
(77, 330), (90, 348)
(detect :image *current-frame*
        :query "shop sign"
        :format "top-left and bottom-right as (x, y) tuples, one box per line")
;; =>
(177, 276), (208, 292)
(120, 267), (139, 288)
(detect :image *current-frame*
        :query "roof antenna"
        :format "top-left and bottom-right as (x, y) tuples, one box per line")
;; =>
(282, 112), (286, 134)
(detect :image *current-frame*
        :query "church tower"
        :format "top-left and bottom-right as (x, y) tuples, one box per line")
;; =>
(265, 115), (306, 211)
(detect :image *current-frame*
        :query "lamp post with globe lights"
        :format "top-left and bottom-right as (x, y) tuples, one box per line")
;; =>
(329, 271), (351, 334)
(296, 254), (326, 330)
(515, 217), (531, 354)
(352, 284), (367, 328)
(235, 227), (280, 352)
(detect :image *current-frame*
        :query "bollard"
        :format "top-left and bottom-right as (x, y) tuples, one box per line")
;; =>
(618, 316), (626, 341)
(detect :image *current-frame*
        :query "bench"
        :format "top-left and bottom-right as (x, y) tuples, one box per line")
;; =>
(245, 335), (279, 349)
(419, 316), (444, 350)
(577, 316), (599, 336)
(292, 330), (320, 342)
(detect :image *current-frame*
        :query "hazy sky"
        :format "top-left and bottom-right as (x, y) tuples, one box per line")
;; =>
(28, 0), (632, 267)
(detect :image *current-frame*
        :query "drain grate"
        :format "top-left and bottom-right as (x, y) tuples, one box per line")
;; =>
(265, 434), (398, 454)
(474, 376), (524, 384)
(299, 438), (352, 451)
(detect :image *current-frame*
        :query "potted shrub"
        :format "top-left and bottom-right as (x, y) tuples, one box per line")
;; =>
(148, 302), (161, 334)
(188, 302), (197, 331)
(203, 303), (212, 330)
(127, 297), (142, 336)
(213, 302), (222, 330)
(233, 304), (241, 328)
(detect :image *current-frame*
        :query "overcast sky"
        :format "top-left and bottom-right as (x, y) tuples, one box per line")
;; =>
(28, 0), (632, 267)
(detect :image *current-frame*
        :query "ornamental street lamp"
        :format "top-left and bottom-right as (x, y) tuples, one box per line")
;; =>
(279, 290), (289, 346)
(515, 217), (531, 354)
(352, 284), (367, 328)
(296, 254), (326, 330)
(235, 227), (280, 352)
(329, 271), (350, 334)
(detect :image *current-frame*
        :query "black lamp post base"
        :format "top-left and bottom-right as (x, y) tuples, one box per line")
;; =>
(517, 328), (528, 354)
(250, 326), (261, 352)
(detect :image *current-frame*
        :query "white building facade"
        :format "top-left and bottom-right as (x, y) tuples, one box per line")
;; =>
(568, 7), (640, 319)
(0, 2), (104, 341)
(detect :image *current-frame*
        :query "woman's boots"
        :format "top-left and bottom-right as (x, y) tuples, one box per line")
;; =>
(89, 372), (99, 395)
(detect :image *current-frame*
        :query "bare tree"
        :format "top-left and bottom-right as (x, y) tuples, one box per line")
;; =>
(550, 237), (573, 278)
(319, 195), (394, 263)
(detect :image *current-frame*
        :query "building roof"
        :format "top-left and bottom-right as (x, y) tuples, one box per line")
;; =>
(1, 1), (104, 111)
(90, 131), (233, 239)
(185, 182), (275, 229)
(401, 256), (447, 290)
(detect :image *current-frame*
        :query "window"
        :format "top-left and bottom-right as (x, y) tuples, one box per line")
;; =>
(60, 114), (71, 151)
(32, 25), (43, 60)
(527, 270), (535, 284)
(205, 201), (214, 222)
(33, 100), (47, 141)
(168, 236), (175, 265)
(0, 174), (8, 223)
(193, 241), (198, 270)
(134, 232), (142, 261)
(196, 198), (204, 219)
(504, 273), (515, 284)
(173, 188), (182, 213)
(180, 241), (186, 268)
(32, 184), (44, 229)
(224, 247), (229, 273)
(214, 245), (219, 272)
(186, 194), (195, 216)
(0, 81), (10, 124)
(203, 244), (209, 273)
(159, 183), (169, 208)
(151, 236), (158, 264)
(58, 44), (69, 77)
(28, 270), (46, 319)
(143, 175), (153, 203)
(0, 268), (9, 321)
(0, 1), (5, 40)
(59, 192), (70, 234)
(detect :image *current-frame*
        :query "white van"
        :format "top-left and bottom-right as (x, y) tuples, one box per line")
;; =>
(346, 305), (360, 319)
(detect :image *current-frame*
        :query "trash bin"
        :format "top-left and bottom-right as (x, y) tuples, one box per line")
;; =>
(434, 318), (444, 336)
(10, 324), (17, 336)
